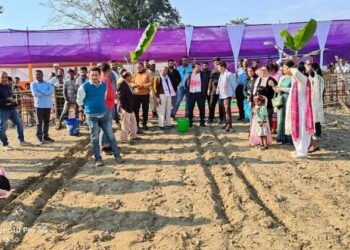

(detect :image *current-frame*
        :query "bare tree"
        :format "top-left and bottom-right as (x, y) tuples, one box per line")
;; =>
(42, 0), (181, 28)
(0, 5), (3, 15)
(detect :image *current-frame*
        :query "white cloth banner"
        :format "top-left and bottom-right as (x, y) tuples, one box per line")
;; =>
(272, 23), (289, 59)
(316, 21), (332, 67)
(185, 26), (194, 56)
(227, 25), (245, 71)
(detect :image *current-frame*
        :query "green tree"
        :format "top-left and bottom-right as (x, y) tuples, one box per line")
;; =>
(43, 0), (181, 28)
(0, 5), (3, 15)
(227, 17), (249, 25)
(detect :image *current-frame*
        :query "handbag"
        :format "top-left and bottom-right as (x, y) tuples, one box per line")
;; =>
(272, 91), (283, 108)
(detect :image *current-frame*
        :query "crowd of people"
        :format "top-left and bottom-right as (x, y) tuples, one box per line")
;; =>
(0, 54), (346, 167)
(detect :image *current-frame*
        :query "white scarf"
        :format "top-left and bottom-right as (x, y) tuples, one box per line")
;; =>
(253, 76), (269, 95)
(161, 75), (176, 97)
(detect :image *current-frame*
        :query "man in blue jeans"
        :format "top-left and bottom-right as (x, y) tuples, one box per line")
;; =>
(77, 67), (123, 167)
(171, 56), (192, 118)
(0, 71), (30, 152)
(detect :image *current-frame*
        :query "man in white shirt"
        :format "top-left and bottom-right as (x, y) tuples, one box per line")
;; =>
(216, 62), (237, 132)
(335, 58), (350, 73)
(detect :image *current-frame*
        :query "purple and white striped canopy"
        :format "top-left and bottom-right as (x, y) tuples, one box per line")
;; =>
(0, 19), (349, 65)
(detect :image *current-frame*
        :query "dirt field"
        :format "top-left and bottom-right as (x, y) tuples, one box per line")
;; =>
(0, 110), (349, 250)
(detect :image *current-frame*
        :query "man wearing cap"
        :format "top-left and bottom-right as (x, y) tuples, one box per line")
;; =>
(132, 62), (153, 131)
(55, 68), (79, 130)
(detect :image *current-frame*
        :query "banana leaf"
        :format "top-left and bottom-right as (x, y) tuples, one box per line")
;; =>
(130, 23), (159, 63)
(280, 30), (296, 51)
(293, 19), (317, 51)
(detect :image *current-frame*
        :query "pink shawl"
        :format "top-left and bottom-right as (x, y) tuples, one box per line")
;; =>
(291, 79), (315, 140)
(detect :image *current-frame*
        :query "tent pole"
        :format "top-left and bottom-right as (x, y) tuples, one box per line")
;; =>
(28, 64), (33, 82)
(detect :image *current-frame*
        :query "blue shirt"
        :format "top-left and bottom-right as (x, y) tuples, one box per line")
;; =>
(30, 81), (54, 108)
(237, 68), (248, 86)
(177, 65), (192, 87)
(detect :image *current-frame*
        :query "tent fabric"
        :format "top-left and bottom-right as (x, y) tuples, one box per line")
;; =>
(227, 25), (245, 70)
(0, 20), (349, 65)
(316, 20), (332, 66)
(272, 23), (289, 59)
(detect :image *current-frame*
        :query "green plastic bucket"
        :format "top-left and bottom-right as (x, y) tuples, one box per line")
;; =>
(177, 118), (189, 133)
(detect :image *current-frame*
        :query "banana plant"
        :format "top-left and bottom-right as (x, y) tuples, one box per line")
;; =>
(264, 19), (324, 58)
(130, 23), (159, 63)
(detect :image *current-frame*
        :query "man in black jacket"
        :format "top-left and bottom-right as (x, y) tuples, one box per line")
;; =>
(117, 71), (140, 142)
(185, 62), (208, 127)
(0, 71), (29, 152)
(167, 59), (181, 110)
(207, 57), (224, 124)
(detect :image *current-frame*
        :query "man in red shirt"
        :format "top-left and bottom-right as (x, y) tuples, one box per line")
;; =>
(100, 63), (117, 154)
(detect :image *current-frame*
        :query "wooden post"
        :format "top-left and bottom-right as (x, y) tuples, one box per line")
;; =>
(28, 64), (33, 82)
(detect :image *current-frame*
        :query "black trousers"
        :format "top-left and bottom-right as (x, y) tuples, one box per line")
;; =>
(36, 108), (51, 139)
(235, 85), (245, 119)
(315, 122), (322, 137)
(134, 95), (150, 128)
(209, 94), (224, 122)
(188, 93), (205, 126)
(267, 106), (274, 124)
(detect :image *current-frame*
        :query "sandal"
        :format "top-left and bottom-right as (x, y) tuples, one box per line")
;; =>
(308, 147), (320, 153)
(260, 146), (268, 150)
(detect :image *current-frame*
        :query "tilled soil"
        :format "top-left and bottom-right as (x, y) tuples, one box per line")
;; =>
(0, 112), (349, 250)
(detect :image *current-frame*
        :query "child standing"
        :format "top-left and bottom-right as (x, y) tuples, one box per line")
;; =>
(249, 95), (272, 149)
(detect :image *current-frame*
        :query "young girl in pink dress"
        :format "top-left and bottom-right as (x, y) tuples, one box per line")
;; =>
(249, 95), (273, 148)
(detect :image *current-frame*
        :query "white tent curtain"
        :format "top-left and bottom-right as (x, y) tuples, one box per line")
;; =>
(226, 25), (245, 71)
(272, 23), (289, 59)
(185, 26), (194, 57)
(316, 21), (332, 67)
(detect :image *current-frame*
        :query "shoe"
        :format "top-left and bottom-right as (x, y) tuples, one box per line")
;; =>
(55, 122), (62, 130)
(171, 114), (175, 119)
(102, 147), (113, 155)
(95, 160), (104, 167)
(115, 156), (125, 164)
(131, 137), (142, 141)
(200, 123), (206, 127)
(137, 129), (144, 135)
(36, 138), (43, 146)
(218, 120), (225, 125)
(207, 120), (213, 125)
(308, 146), (320, 153)
(43, 137), (55, 143)
(3, 145), (13, 152)
(221, 125), (228, 130)
(237, 117), (244, 121)
(142, 125), (149, 131)
(153, 112), (158, 118)
(19, 141), (31, 147)
(159, 127), (165, 130)
(225, 127), (233, 132)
